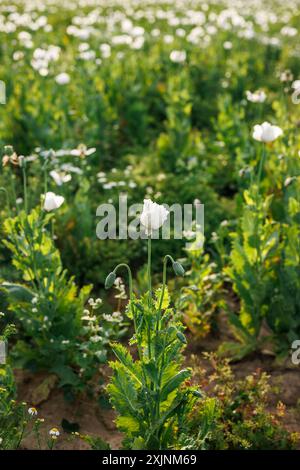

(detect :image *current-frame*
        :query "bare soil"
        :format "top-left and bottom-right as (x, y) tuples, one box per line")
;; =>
(15, 313), (300, 450)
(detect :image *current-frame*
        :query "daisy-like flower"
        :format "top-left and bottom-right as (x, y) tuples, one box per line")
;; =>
(49, 428), (60, 439)
(28, 407), (38, 416)
(252, 122), (283, 143)
(70, 144), (96, 158)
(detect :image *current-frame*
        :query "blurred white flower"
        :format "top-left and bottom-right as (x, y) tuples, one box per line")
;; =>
(183, 230), (196, 240)
(284, 176), (296, 187)
(55, 72), (70, 85)
(13, 51), (24, 61)
(70, 144), (96, 157)
(280, 70), (293, 82)
(164, 34), (174, 44)
(43, 192), (65, 212)
(223, 41), (233, 50)
(79, 50), (96, 60)
(291, 80), (300, 90)
(281, 26), (297, 37)
(60, 163), (83, 175)
(176, 28), (186, 37)
(99, 43), (111, 58)
(252, 122), (283, 142)
(131, 36), (145, 50)
(170, 50), (186, 63)
(140, 198), (169, 236)
(151, 29), (160, 37)
(246, 90), (266, 103)
(50, 170), (72, 186)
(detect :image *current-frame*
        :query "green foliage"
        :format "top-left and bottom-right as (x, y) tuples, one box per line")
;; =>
(0, 0), (300, 450)
(107, 250), (199, 450)
(224, 184), (300, 358)
(177, 248), (225, 338)
(2, 207), (123, 391)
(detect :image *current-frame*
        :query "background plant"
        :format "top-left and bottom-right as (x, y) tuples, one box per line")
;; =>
(179, 353), (299, 450)
(1, 207), (124, 392)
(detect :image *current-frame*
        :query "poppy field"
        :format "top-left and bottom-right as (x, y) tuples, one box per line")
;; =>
(0, 0), (300, 453)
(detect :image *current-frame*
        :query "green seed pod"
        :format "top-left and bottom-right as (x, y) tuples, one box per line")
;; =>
(105, 271), (116, 289)
(176, 330), (187, 344)
(172, 261), (185, 277)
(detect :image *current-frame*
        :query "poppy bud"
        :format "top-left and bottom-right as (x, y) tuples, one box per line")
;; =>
(105, 271), (116, 289)
(172, 261), (185, 277)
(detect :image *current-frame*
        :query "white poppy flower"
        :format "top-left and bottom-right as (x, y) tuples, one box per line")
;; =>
(55, 72), (70, 85)
(252, 122), (283, 143)
(43, 192), (65, 212)
(140, 199), (169, 236)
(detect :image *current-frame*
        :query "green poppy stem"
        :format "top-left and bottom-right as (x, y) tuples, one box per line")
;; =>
(111, 263), (145, 367)
(0, 187), (11, 217)
(22, 163), (28, 214)
(147, 237), (152, 307)
(257, 143), (266, 190)
(44, 161), (48, 194)
(147, 237), (152, 359)
(156, 254), (174, 332)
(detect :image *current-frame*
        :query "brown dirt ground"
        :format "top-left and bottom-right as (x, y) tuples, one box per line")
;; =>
(15, 368), (123, 450)
(15, 312), (300, 450)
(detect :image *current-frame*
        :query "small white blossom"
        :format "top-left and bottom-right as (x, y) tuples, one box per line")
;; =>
(28, 407), (38, 416)
(49, 428), (60, 439)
